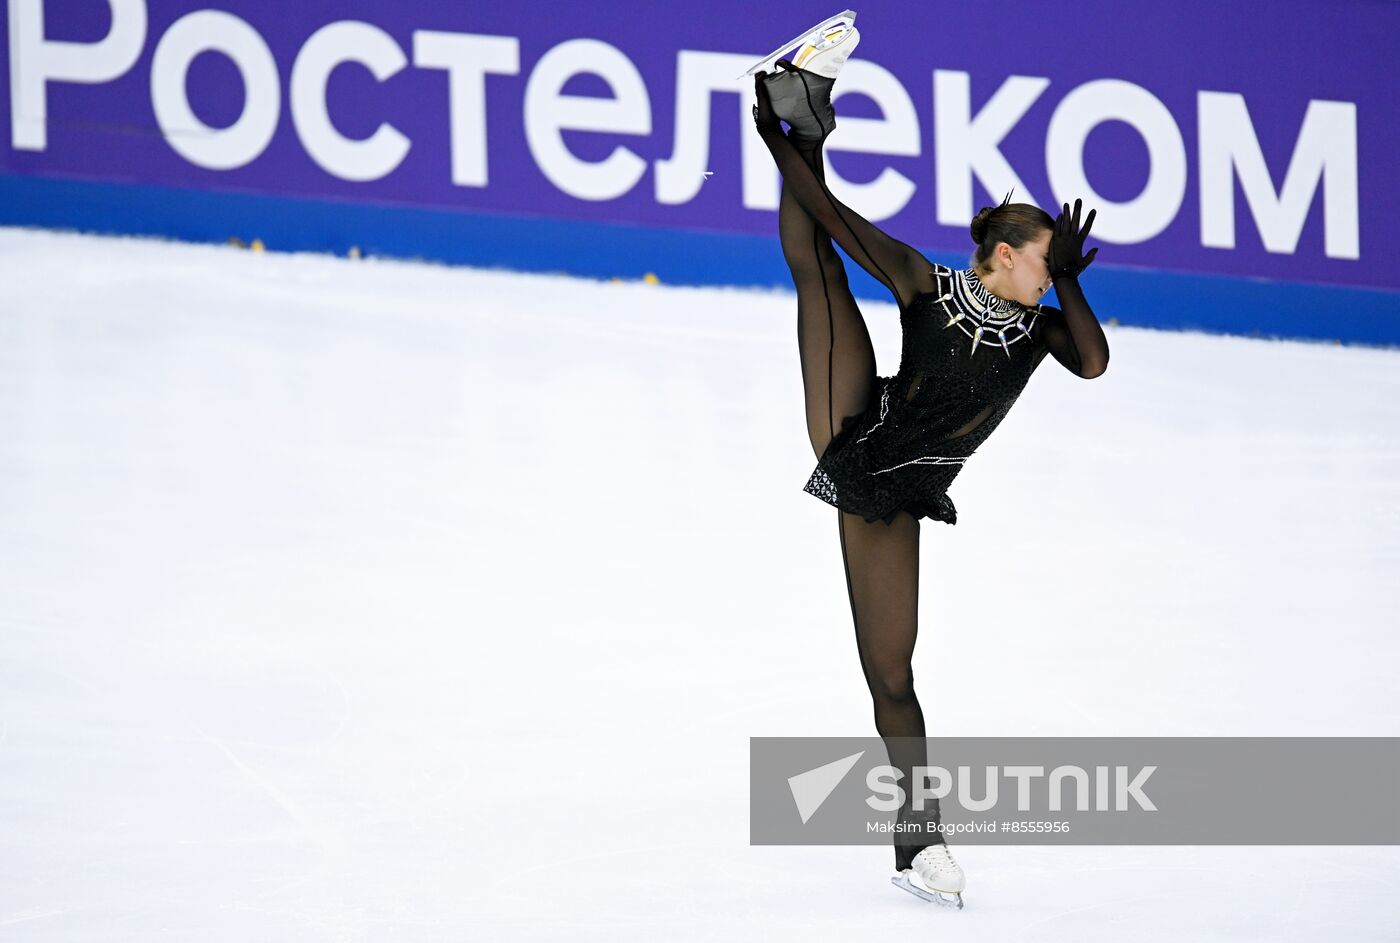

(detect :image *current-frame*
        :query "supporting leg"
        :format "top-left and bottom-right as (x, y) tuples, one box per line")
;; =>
(836, 507), (942, 871)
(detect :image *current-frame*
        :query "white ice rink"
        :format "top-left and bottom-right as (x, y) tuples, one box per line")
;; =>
(1, 227), (1397, 940)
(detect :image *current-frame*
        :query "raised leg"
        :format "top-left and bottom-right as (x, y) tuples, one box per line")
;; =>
(778, 135), (877, 459)
(836, 507), (943, 871)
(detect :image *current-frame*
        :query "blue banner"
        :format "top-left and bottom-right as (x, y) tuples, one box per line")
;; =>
(2, 1), (1396, 343)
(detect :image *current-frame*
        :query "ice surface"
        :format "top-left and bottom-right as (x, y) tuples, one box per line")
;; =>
(1, 228), (1397, 940)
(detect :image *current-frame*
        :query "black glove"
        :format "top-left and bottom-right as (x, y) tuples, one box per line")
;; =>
(1048, 198), (1099, 279)
(752, 71), (782, 133)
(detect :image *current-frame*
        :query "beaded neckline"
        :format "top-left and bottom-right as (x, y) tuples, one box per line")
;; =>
(937, 266), (1041, 358)
(959, 266), (1035, 316)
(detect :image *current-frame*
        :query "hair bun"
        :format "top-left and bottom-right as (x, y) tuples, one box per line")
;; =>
(970, 206), (995, 245)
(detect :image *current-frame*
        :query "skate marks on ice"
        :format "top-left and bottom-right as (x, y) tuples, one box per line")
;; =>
(3, 229), (1400, 940)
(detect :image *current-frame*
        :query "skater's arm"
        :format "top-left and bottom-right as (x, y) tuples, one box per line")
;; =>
(1039, 199), (1109, 378)
(1038, 276), (1109, 378)
(752, 90), (929, 309)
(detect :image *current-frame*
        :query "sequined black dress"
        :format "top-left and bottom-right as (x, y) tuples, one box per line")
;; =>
(803, 262), (1048, 526)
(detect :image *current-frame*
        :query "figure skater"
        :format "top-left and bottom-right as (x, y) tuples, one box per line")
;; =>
(746, 11), (1109, 909)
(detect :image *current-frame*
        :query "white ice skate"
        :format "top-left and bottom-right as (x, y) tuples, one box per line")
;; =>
(743, 11), (860, 141)
(737, 9), (860, 79)
(891, 843), (966, 910)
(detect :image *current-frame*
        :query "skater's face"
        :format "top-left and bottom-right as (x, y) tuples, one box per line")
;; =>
(1004, 229), (1054, 307)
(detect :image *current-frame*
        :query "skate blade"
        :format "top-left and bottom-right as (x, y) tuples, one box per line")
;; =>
(737, 8), (857, 79)
(890, 871), (965, 910)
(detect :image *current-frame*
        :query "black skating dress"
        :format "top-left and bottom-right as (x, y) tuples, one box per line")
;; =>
(803, 261), (1049, 526)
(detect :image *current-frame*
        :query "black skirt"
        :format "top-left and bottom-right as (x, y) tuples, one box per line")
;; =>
(802, 378), (961, 527)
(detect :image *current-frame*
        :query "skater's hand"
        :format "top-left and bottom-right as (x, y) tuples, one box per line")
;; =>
(752, 71), (782, 132)
(1048, 198), (1099, 279)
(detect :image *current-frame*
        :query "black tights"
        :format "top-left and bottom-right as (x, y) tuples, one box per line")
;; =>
(780, 137), (942, 871)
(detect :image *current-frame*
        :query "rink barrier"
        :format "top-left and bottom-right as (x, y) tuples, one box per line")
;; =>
(2, 172), (1396, 348)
